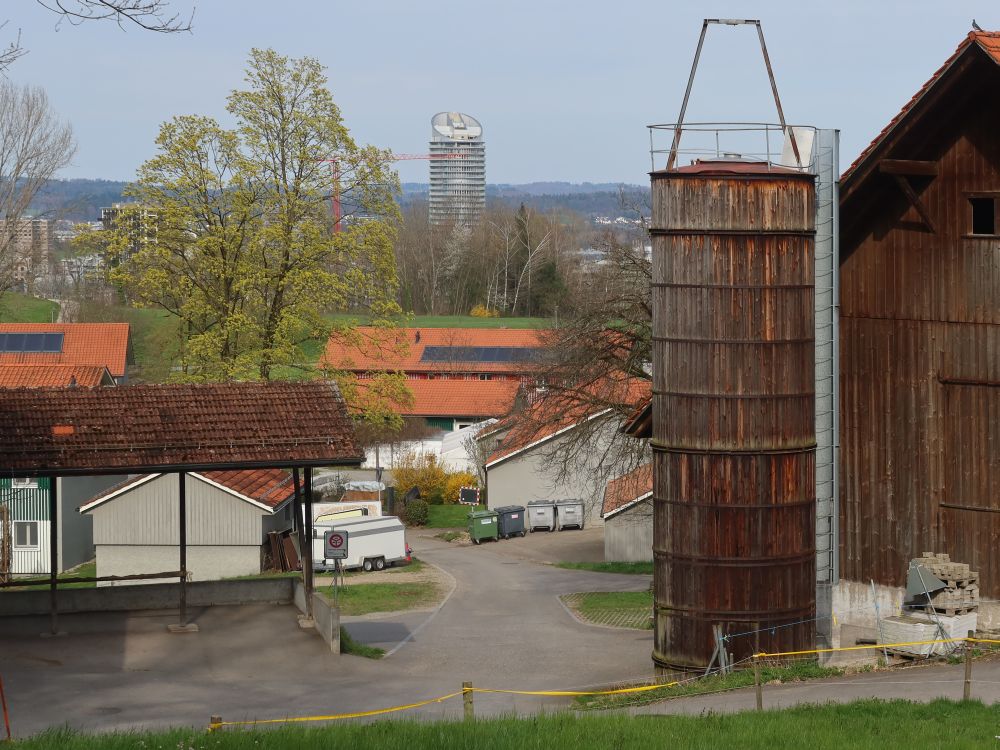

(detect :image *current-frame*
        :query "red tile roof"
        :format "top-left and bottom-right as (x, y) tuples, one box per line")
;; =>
(0, 380), (362, 475)
(358, 378), (520, 418)
(0, 323), (131, 377)
(201, 468), (295, 508)
(322, 326), (548, 375)
(602, 463), (652, 518)
(484, 377), (651, 467)
(81, 468), (295, 513)
(842, 31), (1000, 191)
(0, 364), (114, 388)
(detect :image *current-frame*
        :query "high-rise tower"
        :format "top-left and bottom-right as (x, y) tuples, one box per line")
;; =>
(428, 112), (485, 225)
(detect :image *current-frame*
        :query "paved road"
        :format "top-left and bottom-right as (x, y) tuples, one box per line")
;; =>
(635, 659), (1000, 716)
(2, 532), (653, 736)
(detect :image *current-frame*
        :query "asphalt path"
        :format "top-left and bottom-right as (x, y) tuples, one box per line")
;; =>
(2, 532), (654, 736)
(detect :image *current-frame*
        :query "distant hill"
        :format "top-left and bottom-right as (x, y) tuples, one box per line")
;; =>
(29, 179), (650, 223)
(28, 179), (130, 223)
(401, 182), (650, 218)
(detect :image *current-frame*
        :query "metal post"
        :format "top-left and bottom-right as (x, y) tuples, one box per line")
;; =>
(168, 473), (197, 633)
(292, 467), (305, 567)
(753, 656), (763, 711)
(754, 20), (801, 166)
(666, 19), (709, 171)
(303, 467), (315, 618)
(463, 681), (474, 720)
(48, 477), (59, 636)
(964, 630), (974, 701)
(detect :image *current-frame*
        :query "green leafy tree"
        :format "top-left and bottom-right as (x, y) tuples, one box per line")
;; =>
(109, 48), (401, 381)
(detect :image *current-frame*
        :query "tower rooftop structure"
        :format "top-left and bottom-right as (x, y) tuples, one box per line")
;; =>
(429, 111), (485, 226)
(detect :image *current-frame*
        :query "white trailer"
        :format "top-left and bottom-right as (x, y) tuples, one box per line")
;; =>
(312, 515), (408, 572)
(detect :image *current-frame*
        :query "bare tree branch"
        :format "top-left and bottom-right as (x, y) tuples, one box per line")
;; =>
(35, 1), (193, 32)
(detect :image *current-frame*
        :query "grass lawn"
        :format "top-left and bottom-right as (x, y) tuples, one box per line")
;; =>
(555, 561), (653, 575)
(328, 313), (551, 329)
(561, 590), (653, 630)
(13, 700), (1000, 749)
(426, 504), (485, 528)
(3, 561), (97, 591)
(339, 627), (384, 659)
(321, 581), (438, 616)
(577, 660), (843, 710)
(0, 292), (59, 323)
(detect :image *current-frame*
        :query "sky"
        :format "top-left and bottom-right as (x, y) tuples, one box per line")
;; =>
(6, 1), (999, 185)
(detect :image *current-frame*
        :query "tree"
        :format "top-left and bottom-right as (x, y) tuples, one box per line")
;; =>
(2, 1), (193, 71)
(109, 48), (401, 382)
(0, 80), (74, 293)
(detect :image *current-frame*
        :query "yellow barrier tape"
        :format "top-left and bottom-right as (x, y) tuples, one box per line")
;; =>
(756, 637), (967, 659)
(469, 682), (679, 697)
(208, 691), (464, 730)
(207, 682), (684, 730)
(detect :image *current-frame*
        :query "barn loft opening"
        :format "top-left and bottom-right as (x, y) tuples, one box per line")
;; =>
(970, 197), (996, 235)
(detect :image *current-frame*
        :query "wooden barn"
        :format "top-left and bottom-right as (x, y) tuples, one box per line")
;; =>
(838, 31), (1000, 614)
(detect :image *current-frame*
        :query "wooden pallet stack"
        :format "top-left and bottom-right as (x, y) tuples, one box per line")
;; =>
(911, 552), (979, 615)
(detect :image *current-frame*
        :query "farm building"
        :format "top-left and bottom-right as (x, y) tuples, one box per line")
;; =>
(356, 378), (520, 433)
(601, 464), (652, 562)
(837, 30), (1000, 628)
(80, 469), (297, 584)
(0, 323), (133, 383)
(322, 326), (548, 384)
(479, 379), (649, 522)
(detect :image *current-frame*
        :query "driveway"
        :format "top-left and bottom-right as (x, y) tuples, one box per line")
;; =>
(2, 531), (653, 736)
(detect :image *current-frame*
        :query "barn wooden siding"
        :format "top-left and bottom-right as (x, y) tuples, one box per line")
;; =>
(839, 54), (1000, 595)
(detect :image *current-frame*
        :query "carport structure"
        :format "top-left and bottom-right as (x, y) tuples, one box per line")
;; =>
(0, 380), (363, 634)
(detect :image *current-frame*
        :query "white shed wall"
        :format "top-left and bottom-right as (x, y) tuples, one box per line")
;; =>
(95, 545), (260, 585)
(604, 503), (653, 562)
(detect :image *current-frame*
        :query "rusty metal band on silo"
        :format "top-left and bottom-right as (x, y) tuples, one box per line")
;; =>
(650, 161), (817, 671)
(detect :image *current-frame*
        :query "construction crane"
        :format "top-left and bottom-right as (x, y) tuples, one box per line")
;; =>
(321, 152), (464, 233)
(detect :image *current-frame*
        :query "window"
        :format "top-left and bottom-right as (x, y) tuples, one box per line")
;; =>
(11, 477), (37, 489)
(14, 521), (38, 548)
(970, 197), (998, 235)
(479, 374), (492, 381)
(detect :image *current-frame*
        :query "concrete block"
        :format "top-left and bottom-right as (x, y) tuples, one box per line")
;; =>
(311, 592), (340, 654)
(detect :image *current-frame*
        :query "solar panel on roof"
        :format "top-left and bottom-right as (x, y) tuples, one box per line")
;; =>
(0, 331), (64, 353)
(419, 345), (541, 363)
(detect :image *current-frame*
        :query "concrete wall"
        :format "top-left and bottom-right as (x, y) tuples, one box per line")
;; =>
(485, 420), (626, 522)
(604, 502), (653, 562)
(311, 592), (340, 653)
(96, 545), (260, 584)
(1, 576), (295, 617)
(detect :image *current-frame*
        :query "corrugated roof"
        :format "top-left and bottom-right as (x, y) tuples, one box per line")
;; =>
(0, 323), (131, 377)
(0, 364), (114, 388)
(0, 380), (362, 475)
(484, 377), (651, 467)
(322, 327), (548, 374)
(842, 31), (1000, 190)
(81, 468), (295, 513)
(361, 378), (520, 418)
(602, 463), (652, 519)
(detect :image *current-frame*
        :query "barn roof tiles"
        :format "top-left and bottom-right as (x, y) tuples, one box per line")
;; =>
(0, 380), (362, 475)
(602, 463), (652, 519)
(0, 364), (114, 388)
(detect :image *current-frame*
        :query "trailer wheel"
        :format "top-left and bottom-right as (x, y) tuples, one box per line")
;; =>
(362, 558), (374, 572)
(520, 531), (526, 538)
(473, 537), (480, 545)
(374, 557), (386, 571)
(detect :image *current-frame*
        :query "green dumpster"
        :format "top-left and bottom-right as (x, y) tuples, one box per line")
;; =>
(467, 509), (499, 544)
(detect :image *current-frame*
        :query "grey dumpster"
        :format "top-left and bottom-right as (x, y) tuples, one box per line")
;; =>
(555, 499), (585, 530)
(526, 500), (556, 532)
(495, 505), (526, 539)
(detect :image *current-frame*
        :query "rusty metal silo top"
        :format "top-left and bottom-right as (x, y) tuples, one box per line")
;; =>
(652, 158), (813, 179)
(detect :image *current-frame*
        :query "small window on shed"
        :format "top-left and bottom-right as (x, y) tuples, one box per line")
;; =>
(970, 197), (996, 235)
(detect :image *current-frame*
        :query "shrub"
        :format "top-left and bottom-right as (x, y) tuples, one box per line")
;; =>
(404, 499), (429, 526)
(469, 304), (499, 318)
